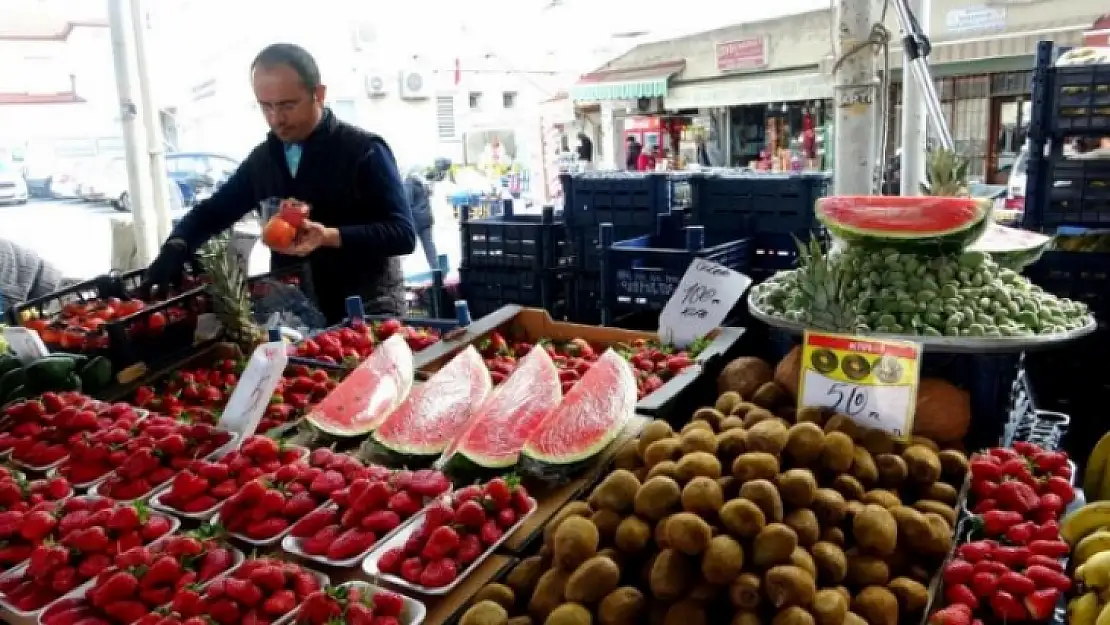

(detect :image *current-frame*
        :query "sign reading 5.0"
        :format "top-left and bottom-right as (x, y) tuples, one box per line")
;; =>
(797, 331), (922, 438)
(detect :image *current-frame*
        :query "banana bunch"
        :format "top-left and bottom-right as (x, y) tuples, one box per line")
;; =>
(1064, 502), (1110, 625)
(1084, 433), (1110, 501)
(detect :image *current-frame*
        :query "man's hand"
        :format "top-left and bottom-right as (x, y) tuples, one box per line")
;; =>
(140, 238), (189, 298)
(274, 220), (340, 257)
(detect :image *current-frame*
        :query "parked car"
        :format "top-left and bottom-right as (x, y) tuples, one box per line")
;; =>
(0, 161), (28, 205)
(47, 170), (80, 199)
(98, 156), (185, 213)
(166, 152), (239, 206)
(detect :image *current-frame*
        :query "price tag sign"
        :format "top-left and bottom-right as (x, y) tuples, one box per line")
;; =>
(797, 331), (922, 437)
(658, 258), (751, 348)
(2, 327), (49, 365)
(218, 341), (288, 439)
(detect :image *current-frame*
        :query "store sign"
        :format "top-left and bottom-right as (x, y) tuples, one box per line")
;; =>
(945, 6), (1006, 34)
(716, 38), (768, 73)
(797, 332), (922, 437)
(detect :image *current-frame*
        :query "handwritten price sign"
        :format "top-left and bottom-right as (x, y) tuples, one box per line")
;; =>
(218, 341), (289, 439)
(797, 331), (922, 437)
(658, 258), (751, 347)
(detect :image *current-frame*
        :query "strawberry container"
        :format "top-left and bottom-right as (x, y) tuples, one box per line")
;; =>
(362, 494), (537, 595)
(87, 430), (240, 504)
(304, 580), (426, 625)
(8, 407), (151, 477)
(258, 567), (332, 625)
(212, 501), (329, 549)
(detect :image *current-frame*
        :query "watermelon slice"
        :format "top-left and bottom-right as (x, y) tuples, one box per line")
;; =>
(439, 346), (562, 475)
(816, 196), (993, 252)
(968, 223), (1052, 270)
(369, 346), (492, 465)
(519, 349), (637, 483)
(306, 334), (414, 437)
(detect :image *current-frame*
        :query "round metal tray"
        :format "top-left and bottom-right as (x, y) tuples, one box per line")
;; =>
(747, 296), (1098, 354)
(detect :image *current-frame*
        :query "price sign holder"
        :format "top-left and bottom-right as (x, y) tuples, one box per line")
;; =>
(2, 327), (49, 365)
(797, 331), (922, 438)
(658, 258), (751, 348)
(218, 341), (288, 440)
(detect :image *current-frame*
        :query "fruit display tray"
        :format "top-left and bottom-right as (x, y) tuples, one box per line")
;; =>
(362, 495), (537, 596)
(264, 567), (331, 625)
(8, 408), (152, 475)
(212, 502), (328, 549)
(86, 431), (240, 504)
(336, 580), (426, 625)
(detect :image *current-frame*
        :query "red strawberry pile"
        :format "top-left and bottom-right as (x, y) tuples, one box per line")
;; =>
(0, 498), (174, 611)
(260, 365), (339, 433)
(220, 461), (353, 542)
(933, 442), (1075, 625)
(476, 332), (700, 398)
(159, 435), (305, 514)
(0, 473), (73, 568)
(291, 317), (440, 365)
(376, 477), (533, 588)
(289, 467), (451, 562)
(296, 584), (406, 625)
(40, 530), (237, 625)
(0, 394), (143, 468)
(0, 468), (71, 512)
(96, 423), (233, 501)
(146, 557), (323, 625)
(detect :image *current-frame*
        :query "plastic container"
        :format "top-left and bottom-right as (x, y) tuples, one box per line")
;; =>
(331, 581), (426, 625)
(213, 500), (329, 548)
(687, 170), (830, 238)
(259, 567), (331, 625)
(362, 495), (537, 595)
(460, 204), (568, 272)
(8, 408), (151, 475)
(88, 431), (239, 504)
(459, 267), (567, 320)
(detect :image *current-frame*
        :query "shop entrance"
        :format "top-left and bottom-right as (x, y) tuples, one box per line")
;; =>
(988, 96), (1032, 184)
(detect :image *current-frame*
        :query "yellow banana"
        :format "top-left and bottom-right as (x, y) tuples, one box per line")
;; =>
(1096, 599), (1110, 625)
(1063, 501), (1110, 546)
(1078, 551), (1110, 590)
(1076, 530), (1110, 567)
(1100, 460), (1110, 504)
(1086, 433), (1110, 496)
(1071, 592), (1102, 625)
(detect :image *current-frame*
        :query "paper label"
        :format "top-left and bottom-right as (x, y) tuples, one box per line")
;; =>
(797, 331), (922, 437)
(658, 258), (751, 348)
(2, 327), (49, 364)
(217, 341), (288, 439)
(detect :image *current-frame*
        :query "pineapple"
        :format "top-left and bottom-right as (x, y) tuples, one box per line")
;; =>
(919, 148), (970, 197)
(198, 232), (265, 352)
(790, 238), (860, 333)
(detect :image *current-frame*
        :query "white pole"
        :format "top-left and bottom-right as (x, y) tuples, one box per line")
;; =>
(899, 0), (928, 195)
(130, 0), (172, 243)
(833, 0), (879, 195)
(107, 0), (157, 267)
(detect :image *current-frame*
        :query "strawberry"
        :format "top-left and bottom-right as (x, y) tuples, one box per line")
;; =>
(407, 469), (450, 498)
(145, 554), (184, 585)
(309, 470), (346, 497)
(198, 548), (233, 582)
(289, 568), (321, 598)
(479, 519), (503, 545)
(399, 557), (423, 583)
(1024, 588), (1062, 621)
(969, 571), (998, 596)
(142, 515), (173, 541)
(956, 541), (992, 563)
(997, 571), (1035, 595)
(291, 506), (338, 538)
(972, 560), (1009, 576)
(90, 570), (140, 607)
(299, 591), (341, 624)
(303, 525), (342, 556)
(346, 601), (375, 625)
(372, 590), (405, 617)
(362, 510), (402, 534)
(1029, 539), (1069, 558)
(1024, 564), (1072, 591)
(1026, 554), (1065, 572)
(969, 456), (1003, 481)
(224, 578), (263, 607)
(327, 528), (376, 560)
(454, 500), (486, 529)
(485, 478), (512, 509)
(244, 517), (288, 540)
(282, 491), (318, 518)
(171, 586), (206, 616)
(989, 591), (1029, 621)
(102, 600), (149, 623)
(992, 545), (1030, 568)
(944, 584), (979, 610)
(418, 558), (458, 588)
(943, 560), (973, 586)
(422, 501), (454, 529)
(20, 510), (57, 541)
(1004, 521), (1035, 545)
(456, 533), (484, 565)
(376, 547), (406, 574)
(261, 589), (297, 617)
(1031, 450), (1067, 473)
(247, 563), (286, 592)
(511, 486), (532, 514)
(208, 598), (242, 625)
(978, 510), (1022, 535)
(497, 508), (517, 529)
(387, 491), (421, 517)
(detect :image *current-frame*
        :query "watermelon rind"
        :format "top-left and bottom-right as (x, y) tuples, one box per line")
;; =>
(968, 223), (1052, 271)
(306, 334), (414, 437)
(817, 196), (993, 253)
(519, 350), (637, 483)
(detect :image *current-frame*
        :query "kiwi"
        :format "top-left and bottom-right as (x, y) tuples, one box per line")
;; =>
(528, 569), (571, 621)
(874, 454), (908, 488)
(843, 613), (868, 625)
(614, 516), (652, 554)
(777, 468), (818, 508)
(590, 509), (623, 543)
(812, 488), (848, 527)
(785, 422), (826, 466)
(740, 479), (784, 523)
(902, 445), (942, 484)
(642, 438), (682, 469)
(545, 502), (593, 546)
(473, 584), (516, 610)
(852, 504), (898, 556)
(824, 414), (861, 439)
(649, 549), (695, 601)
(681, 421), (713, 435)
(554, 516), (600, 570)
(784, 508), (820, 547)
(831, 475), (866, 501)
(790, 547), (818, 579)
(565, 556), (621, 604)
(846, 551), (891, 586)
(795, 406), (827, 426)
(716, 429), (748, 460)
(646, 461), (679, 481)
(681, 476), (724, 517)
(729, 572), (763, 609)
(851, 587), (899, 625)
(850, 447), (879, 485)
(752, 381), (790, 410)
(506, 556), (545, 597)
(921, 512), (954, 555)
(719, 497), (766, 538)
(680, 428), (719, 455)
(860, 489), (902, 509)
(821, 431), (855, 473)
(859, 429), (896, 456)
(821, 526), (846, 547)
(731, 401), (759, 418)
(598, 587), (645, 625)
(715, 392), (743, 415)
(692, 407), (726, 432)
(812, 588), (848, 625)
(922, 482), (959, 505)
(773, 607), (816, 625)
(545, 603), (592, 625)
(753, 523), (799, 568)
(666, 512), (714, 555)
(913, 500), (957, 528)
(811, 541), (848, 584)
(702, 534), (745, 584)
(732, 452), (780, 482)
(674, 452), (722, 482)
(765, 565), (817, 608)
(717, 475), (740, 499)
(747, 419), (790, 454)
(633, 476), (682, 521)
(887, 577), (928, 613)
(508, 618), (533, 625)
(742, 407), (777, 428)
(890, 506), (932, 547)
(460, 600), (509, 625)
(720, 415), (746, 431)
(663, 601), (707, 625)
(590, 470), (642, 513)
(937, 449), (969, 483)
(613, 440), (641, 471)
(637, 421), (674, 457)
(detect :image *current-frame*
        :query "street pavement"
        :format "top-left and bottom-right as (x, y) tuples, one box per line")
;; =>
(0, 198), (463, 284)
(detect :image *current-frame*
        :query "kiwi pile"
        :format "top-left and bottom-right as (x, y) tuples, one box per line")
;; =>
(461, 389), (969, 625)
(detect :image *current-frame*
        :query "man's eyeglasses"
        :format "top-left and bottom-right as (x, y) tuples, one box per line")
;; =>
(259, 99), (305, 114)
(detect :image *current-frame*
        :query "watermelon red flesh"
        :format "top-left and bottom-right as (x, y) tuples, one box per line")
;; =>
(441, 346), (562, 470)
(371, 346), (492, 458)
(816, 196), (992, 252)
(968, 223), (1052, 270)
(306, 334), (414, 436)
(522, 349), (636, 466)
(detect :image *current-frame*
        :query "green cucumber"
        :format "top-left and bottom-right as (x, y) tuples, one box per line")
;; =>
(25, 355), (78, 390)
(0, 355), (20, 378)
(0, 367), (25, 400)
(79, 356), (112, 392)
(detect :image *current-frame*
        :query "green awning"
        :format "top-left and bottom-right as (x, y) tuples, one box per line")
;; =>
(572, 60), (685, 102)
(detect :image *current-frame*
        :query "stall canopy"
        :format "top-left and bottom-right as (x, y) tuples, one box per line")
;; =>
(664, 70), (833, 110)
(571, 60), (685, 102)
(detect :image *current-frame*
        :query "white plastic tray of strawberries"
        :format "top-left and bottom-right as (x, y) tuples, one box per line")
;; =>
(362, 495), (537, 596)
(35, 544), (246, 625)
(9, 408), (151, 474)
(280, 492), (446, 569)
(322, 580), (426, 625)
(149, 444), (309, 522)
(43, 465), (106, 492)
(0, 506), (181, 621)
(86, 431), (241, 504)
(266, 567), (332, 625)
(212, 498), (328, 549)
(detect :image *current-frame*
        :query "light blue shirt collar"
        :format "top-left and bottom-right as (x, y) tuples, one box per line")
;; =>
(284, 143), (303, 177)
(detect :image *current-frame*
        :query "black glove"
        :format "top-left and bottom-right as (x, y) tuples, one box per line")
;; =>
(140, 238), (189, 298)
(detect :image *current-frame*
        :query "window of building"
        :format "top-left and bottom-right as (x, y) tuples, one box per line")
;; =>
(468, 92), (482, 109)
(437, 96), (457, 140)
(502, 92), (517, 108)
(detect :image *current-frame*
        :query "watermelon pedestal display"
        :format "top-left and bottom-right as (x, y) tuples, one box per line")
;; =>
(816, 195), (993, 253)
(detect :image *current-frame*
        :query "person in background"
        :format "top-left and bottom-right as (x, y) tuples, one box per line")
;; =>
(141, 43), (415, 323)
(625, 136), (642, 170)
(636, 145), (657, 172)
(696, 134), (712, 167)
(0, 238), (77, 312)
(576, 132), (594, 164)
(404, 167), (438, 272)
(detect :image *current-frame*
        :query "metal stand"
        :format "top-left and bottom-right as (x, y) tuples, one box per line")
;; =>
(890, 0), (954, 151)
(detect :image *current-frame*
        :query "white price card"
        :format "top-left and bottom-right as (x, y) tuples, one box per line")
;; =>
(658, 258), (751, 348)
(218, 341), (288, 439)
(2, 327), (49, 365)
(797, 331), (922, 438)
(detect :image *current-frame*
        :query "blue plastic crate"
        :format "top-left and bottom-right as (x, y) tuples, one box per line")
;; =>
(459, 204), (568, 271)
(599, 214), (751, 319)
(1023, 154), (1110, 230)
(1049, 61), (1110, 135)
(1025, 249), (1110, 320)
(459, 266), (566, 320)
(688, 171), (830, 238)
(564, 270), (602, 325)
(560, 172), (673, 232)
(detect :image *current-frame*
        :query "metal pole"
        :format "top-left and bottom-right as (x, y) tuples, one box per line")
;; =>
(107, 0), (157, 267)
(833, 0), (879, 195)
(899, 0), (928, 195)
(130, 0), (172, 243)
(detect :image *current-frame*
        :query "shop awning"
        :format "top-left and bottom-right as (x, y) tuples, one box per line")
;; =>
(887, 18), (1090, 67)
(571, 60), (685, 102)
(663, 70), (833, 109)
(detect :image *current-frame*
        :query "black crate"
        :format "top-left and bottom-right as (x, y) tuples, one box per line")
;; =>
(565, 223), (657, 273)
(459, 267), (566, 320)
(460, 204), (567, 271)
(564, 270), (602, 325)
(1025, 249), (1110, 320)
(1023, 155), (1110, 230)
(1050, 62), (1110, 134)
(560, 172), (673, 233)
(688, 171), (830, 238)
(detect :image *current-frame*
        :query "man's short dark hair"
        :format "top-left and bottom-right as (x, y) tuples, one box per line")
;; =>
(251, 43), (321, 91)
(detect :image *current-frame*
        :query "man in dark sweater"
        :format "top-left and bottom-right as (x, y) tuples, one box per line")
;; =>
(144, 43), (416, 323)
